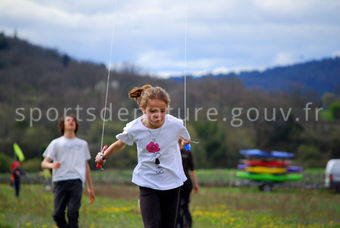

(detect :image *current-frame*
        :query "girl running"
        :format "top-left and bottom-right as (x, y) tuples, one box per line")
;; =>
(95, 85), (190, 228)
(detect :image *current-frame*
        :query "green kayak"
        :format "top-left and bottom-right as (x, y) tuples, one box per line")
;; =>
(236, 171), (303, 182)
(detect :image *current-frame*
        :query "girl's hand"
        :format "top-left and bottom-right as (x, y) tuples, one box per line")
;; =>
(95, 152), (105, 164)
(179, 137), (191, 145)
(183, 139), (191, 145)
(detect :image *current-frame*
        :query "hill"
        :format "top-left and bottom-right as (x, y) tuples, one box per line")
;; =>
(0, 33), (173, 106)
(171, 58), (340, 95)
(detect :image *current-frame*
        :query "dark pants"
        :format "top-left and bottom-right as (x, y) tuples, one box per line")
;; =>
(53, 179), (82, 228)
(139, 186), (180, 228)
(14, 178), (20, 197)
(177, 179), (193, 228)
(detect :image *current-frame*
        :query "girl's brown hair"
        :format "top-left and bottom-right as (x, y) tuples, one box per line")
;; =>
(58, 115), (78, 135)
(128, 85), (171, 108)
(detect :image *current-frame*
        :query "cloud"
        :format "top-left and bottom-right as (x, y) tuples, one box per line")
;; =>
(273, 52), (296, 66)
(333, 51), (340, 58)
(136, 49), (231, 74)
(1, 0), (340, 75)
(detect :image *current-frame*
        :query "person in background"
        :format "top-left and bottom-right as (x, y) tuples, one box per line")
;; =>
(10, 161), (23, 198)
(41, 115), (95, 228)
(177, 139), (199, 228)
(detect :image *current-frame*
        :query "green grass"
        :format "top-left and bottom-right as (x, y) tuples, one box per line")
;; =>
(303, 168), (324, 174)
(0, 184), (142, 228)
(1, 183), (340, 228)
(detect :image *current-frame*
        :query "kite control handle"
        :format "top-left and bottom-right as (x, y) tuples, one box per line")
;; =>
(96, 145), (108, 169)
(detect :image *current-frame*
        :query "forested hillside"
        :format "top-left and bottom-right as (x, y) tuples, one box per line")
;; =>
(1, 33), (340, 171)
(173, 58), (340, 95)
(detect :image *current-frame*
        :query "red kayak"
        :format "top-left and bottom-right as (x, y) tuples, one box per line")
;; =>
(244, 160), (290, 167)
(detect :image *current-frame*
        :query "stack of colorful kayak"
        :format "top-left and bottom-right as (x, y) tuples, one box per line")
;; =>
(236, 149), (303, 183)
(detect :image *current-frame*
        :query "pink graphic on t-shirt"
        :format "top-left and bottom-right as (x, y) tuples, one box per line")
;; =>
(146, 142), (160, 153)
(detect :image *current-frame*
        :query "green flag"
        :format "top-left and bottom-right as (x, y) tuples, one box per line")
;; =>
(13, 143), (25, 162)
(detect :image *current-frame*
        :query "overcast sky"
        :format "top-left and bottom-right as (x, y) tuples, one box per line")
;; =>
(1, 0), (340, 77)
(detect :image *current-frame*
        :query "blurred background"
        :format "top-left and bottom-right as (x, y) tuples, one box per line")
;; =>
(1, 1), (340, 227)
(1, 0), (339, 171)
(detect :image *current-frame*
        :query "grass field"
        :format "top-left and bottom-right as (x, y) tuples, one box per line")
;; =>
(1, 183), (340, 228)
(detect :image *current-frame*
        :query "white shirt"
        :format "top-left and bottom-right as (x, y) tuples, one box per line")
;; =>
(116, 114), (190, 190)
(43, 136), (91, 184)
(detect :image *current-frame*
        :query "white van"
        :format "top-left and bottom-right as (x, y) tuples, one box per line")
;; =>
(325, 159), (340, 193)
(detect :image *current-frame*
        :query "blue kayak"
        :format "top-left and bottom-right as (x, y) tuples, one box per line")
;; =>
(240, 149), (294, 158)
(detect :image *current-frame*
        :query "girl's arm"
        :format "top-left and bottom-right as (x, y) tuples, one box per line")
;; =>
(95, 140), (126, 163)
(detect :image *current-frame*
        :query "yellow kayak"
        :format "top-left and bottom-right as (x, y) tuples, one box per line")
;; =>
(246, 166), (287, 174)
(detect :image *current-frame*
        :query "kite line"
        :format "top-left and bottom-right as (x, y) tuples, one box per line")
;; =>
(100, 0), (118, 151)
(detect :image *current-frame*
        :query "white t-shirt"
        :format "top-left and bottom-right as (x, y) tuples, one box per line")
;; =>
(116, 114), (190, 190)
(43, 136), (91, 184)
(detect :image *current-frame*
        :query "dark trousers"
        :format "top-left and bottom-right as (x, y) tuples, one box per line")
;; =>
(53, 179), (82, 228)
(14, 178), (20, 197)
(177, 179), (193, 228)
(139, 186), (180, 228)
